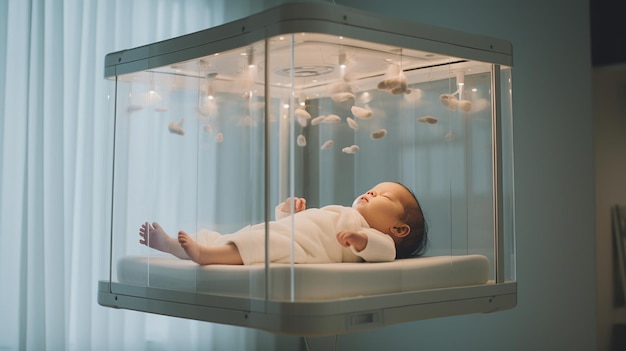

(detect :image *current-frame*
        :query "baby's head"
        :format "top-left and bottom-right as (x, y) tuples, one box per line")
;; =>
(353, 182), (428, 258)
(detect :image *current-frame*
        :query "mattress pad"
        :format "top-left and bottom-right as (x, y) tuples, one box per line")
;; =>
(117, 255), (490, 301)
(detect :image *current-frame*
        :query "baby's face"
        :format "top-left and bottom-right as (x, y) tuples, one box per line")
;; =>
(353, 182), (413, 234)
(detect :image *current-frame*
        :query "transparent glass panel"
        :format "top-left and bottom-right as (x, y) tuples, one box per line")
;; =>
(110, 41), (270, 303)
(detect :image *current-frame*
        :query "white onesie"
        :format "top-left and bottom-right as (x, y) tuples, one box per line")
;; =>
(196, 205), (396, 264)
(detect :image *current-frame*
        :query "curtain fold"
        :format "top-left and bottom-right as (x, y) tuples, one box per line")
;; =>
(0, 1), (273, 350)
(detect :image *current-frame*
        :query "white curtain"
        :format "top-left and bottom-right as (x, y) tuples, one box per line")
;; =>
(0, 0), (277, 350)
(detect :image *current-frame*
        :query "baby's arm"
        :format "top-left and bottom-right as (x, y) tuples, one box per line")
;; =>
(279, 197), (306, 212)
(336, 229), (396, 262)
(275, 197), (306, 220)
(336, 230), (368, 252)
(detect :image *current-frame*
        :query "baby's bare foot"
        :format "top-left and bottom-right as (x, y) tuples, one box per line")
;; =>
(139, 222), (169, 250)
(139, 221), (188, 258)
(176, 231), (243, 265)
(178, 230), (210, 264)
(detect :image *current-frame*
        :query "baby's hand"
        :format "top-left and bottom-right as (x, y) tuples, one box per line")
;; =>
(280, 197), (306, 213)
(336, 230), (368, 252)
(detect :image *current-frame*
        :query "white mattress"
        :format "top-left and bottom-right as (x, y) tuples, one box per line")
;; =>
(117, 255), (490, 301)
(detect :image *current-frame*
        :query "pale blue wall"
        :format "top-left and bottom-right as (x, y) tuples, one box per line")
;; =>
(222, 0), (596, 349)
(341, 1), (597, 350)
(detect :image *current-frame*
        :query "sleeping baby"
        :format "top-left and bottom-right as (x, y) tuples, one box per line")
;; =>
(139, 182), (428, 265)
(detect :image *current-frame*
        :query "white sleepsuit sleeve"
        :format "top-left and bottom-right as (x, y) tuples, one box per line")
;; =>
(350, 229), (396, 262)
(275, 204), (290, 221)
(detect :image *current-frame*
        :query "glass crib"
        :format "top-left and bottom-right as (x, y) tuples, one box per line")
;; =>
(98, 2), (516, 336)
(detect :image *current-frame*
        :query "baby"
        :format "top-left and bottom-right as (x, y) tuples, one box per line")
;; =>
(139, 182), (427, 265)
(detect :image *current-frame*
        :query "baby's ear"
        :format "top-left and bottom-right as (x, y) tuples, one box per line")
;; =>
(391, 224), (410, 238)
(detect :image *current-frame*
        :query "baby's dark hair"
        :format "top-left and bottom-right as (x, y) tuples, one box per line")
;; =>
(394, 182), (428, 259)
